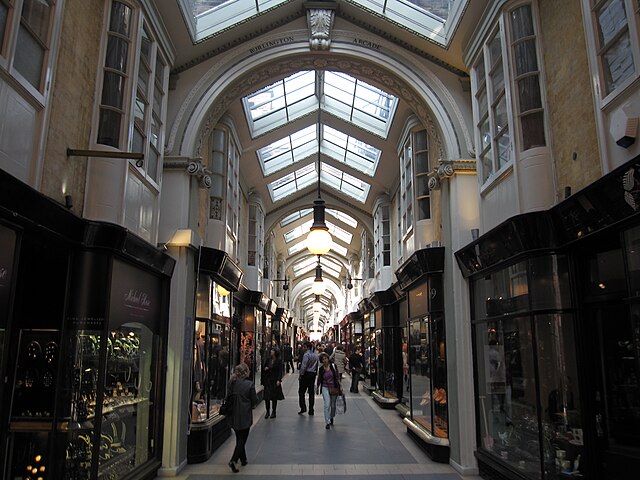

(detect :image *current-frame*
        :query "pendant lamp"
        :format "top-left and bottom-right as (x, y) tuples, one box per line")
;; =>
(307, 106), (332, 255)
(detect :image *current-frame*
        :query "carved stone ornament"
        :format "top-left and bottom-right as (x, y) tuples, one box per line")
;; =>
(428, 159), (476, 191)
(307, 7), (335, 50)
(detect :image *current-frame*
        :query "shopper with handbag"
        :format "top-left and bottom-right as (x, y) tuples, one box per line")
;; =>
(226, 363), (258, 473)
(316, 352), (342, 429)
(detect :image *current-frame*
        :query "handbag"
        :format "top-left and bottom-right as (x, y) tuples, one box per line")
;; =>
(219, 393), (234, 416)
(328, 386), (342, 396)
(335, 394), (347, 414)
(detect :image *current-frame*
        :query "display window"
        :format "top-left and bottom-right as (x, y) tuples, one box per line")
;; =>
(191, 317), (231, 423)
(375, 327), (402, 400)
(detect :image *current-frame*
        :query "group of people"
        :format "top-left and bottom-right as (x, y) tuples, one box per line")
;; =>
(225, 340), (365, 473)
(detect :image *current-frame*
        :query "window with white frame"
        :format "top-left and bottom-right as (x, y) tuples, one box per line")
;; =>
(509, 3), (546, 151)
(590, 0), (639, 98)
(227, 133), (240, 243)
(413, 130), (431, 220)
(473, 3), (548, 185)
(374, 203), (391, 271)
(248, 203), (264, 268)
(0, 0), (58, 94)
(399, 137), (413, 236)
(210, 129), (226, 221)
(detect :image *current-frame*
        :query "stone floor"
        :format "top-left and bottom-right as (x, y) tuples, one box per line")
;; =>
(159, 371), (482, 479)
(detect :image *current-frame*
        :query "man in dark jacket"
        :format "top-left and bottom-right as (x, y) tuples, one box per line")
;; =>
(348, 347), (364, 393)
(298, 341), (319, 415)
(283, 342), (294, 373)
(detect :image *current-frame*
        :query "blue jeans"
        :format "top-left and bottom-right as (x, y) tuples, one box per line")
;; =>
(321, 386), (337, 425)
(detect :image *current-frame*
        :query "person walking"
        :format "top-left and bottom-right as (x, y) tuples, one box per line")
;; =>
(316, 352), (341, 429)
(330, 344), (347, 380)
(298, 341), (319, 415)
(348, 347), (364, 393)
(283, 342), (294, 373)
(226, 363), (258, 473)
(262, 348), (284, 419)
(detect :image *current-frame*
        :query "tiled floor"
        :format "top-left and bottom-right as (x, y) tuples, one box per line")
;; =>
(160, 373), (481, 479)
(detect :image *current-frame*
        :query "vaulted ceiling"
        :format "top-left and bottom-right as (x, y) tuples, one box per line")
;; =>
(156, 0), (484, 324)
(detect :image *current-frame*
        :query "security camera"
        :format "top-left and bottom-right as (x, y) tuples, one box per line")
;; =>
(283, 283), (289, 291)
(347, 283), (353, 290)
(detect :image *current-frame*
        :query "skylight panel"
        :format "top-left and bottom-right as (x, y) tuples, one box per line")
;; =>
(292, 256), (343, 278)
(182, 0), (290, 42)
(258, 125), (317, 176)
(323, 71), (398, 138)
(326, 221), (352, 244)
(284, 220), (312, 243)
(288, 242), (306, 256)
(245, 71), (317, 136)
(327, 209), (358, 228)
(268, 163), (316, 202)
(345, 0), (468, 46)
(320, 162), (370, 203)
(331, 242), (348, 257)
(322, 125), (380, 176)
(280, 208), (312, 227)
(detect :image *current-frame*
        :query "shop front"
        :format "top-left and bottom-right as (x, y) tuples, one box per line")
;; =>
(395, 246), (449, 463)
(187, 247), (242, 464)
(455, 155), (640, 480)
(370, 287), (403, 408)
(0, 169), (175, 480)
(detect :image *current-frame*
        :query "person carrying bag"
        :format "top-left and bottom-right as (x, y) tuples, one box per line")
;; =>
(316, 352), (342, 429)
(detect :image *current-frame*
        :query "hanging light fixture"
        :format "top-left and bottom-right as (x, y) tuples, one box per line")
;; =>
(313, 294), (322, 312)
(311, 260), (325, 295)
(307, 105), (332, 255)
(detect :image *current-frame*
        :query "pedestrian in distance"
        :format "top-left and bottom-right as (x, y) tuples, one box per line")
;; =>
(262, 348), (284, 419)
(226, 363), (258, 473)
(283, 342), (294, 373)
(348, 347), (364, 393)
(298, 341), (319, 415)
(330, 344), (347, 380)
(316, 352), (342, 429)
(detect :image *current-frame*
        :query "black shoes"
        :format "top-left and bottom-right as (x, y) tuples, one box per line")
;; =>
(228, 461), (239, 473)
(308, 410), (314, 415)
(241, 461), (248, 466)
(325, 424), (330, 429)
(298, 409), (306, 415)
(265, 412), (270, 419)
(270, 412), (276, 418)
(330, 418), (334, 425)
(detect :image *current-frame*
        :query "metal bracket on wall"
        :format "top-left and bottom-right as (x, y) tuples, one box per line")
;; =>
(67, 148), (144, 168)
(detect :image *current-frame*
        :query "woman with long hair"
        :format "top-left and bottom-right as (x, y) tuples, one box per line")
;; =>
(226, 362), (258, 473)
(262, 347), (284, 418)
(316, 352), (342, 429)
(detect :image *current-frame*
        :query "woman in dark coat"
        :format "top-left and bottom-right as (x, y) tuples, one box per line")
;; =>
(226, 362), (258, 473)
(262, 348), (284, 418)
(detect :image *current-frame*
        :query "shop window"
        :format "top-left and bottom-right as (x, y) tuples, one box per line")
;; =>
(589, 0), (639, 99)
(473, 260), (529, 318)
(586, 246), (625, 296)
(536, 313), (583, 478)
(475, 317), (540, 476)
(624, 224), (640, 295)
(529, 255), (571, 310)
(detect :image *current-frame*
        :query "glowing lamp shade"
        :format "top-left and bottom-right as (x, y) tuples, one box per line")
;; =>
(216, 284), (230, 297)
(311, 278), (325, 296)
(306, 228), (332, 255)
(307, 197), (332, 255)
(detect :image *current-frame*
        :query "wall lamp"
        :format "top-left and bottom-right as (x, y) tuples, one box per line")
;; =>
(272, 277), (290, 291)
(346, 274), (365, 290)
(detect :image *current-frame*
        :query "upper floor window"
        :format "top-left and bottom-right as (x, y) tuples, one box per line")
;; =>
(375, 204), (391, 270)
(590, 0), (639, 98)
(399, 137), (413, 236)
(414, 130), (431, 220)
(0, 0), (58, 95)
(472, 2), (547, 186)
(98, 1), (168, 185)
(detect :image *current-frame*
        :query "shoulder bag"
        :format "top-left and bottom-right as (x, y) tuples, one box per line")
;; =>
(219, 393), (235, 416)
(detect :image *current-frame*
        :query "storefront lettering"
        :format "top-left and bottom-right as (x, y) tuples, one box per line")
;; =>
(353, 38), (381, 50)
(249, 36), (295, 54)
(124, 289), (151, 308)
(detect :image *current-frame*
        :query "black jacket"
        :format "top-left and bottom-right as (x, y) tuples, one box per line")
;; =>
(226, 377), (258, 430)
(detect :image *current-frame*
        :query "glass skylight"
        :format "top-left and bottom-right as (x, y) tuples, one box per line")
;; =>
(321, 125), (380, 176)
(280, 208), (312, 227)
(287, 242), (307, 256)
(346, 0), (468, 46)
(327, 209), (358, 228)
(321, 162), (370, 203)
(267, 163), (316, 202)
(331, 242), (348, 257)
(292, 256), (343, 278)
(258, 125), (317, 176)
(323, 71), (397, 138)
(284, 220), (312, 244)
(244, 70), (397, 138)
(246, 71), (316, 136)
(327, 221), (352, 244)
(180, 0), (289, 43)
